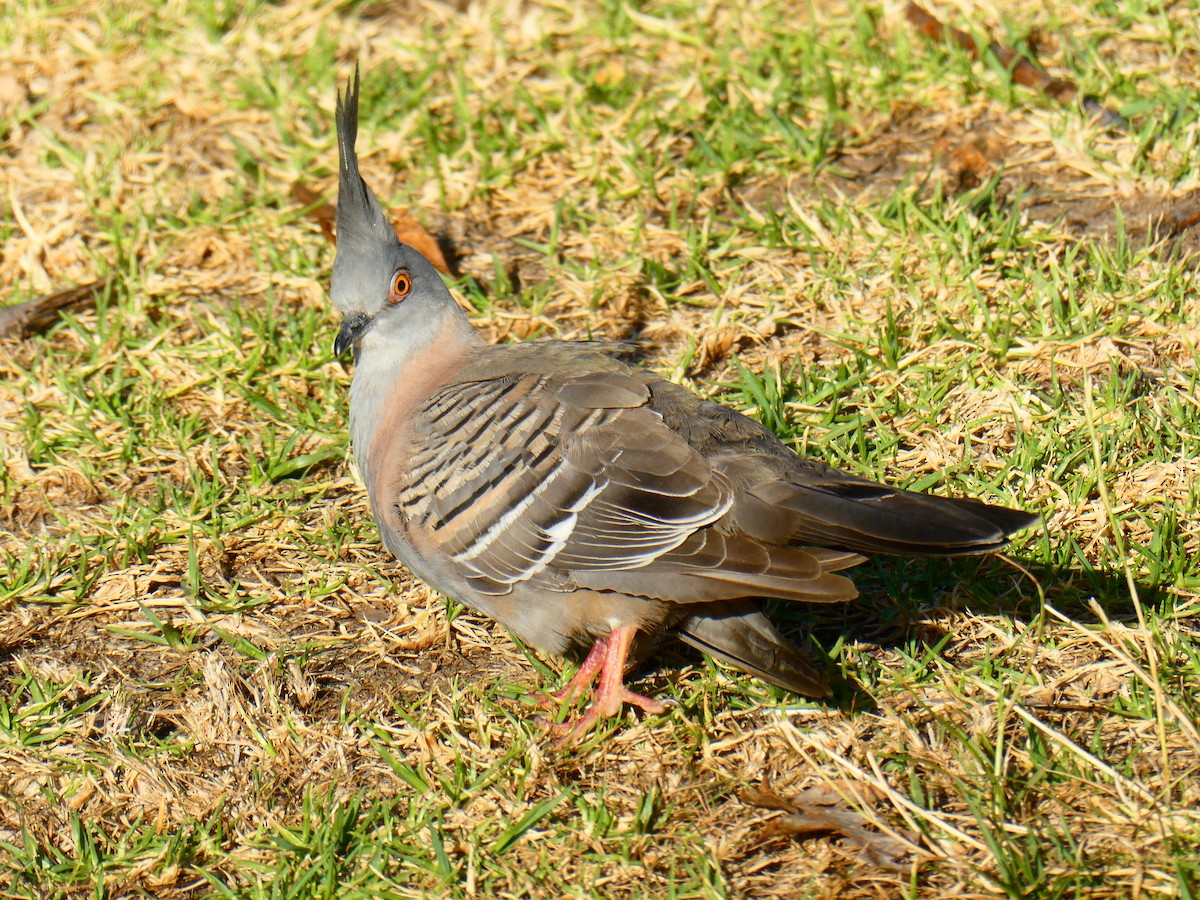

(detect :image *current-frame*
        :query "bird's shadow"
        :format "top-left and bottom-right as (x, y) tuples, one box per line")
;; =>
(648, 554), (1163, 716)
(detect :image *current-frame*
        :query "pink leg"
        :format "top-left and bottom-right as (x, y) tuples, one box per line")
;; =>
(543, 625), (670, 746)
(526, 635), (609, 711)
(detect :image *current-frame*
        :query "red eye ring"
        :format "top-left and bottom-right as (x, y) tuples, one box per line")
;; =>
(389, 269), (412, 303)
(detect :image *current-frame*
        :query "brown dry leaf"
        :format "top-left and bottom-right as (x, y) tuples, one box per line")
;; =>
(933, 135), (994, 192)
(695, 326), (747, 371)
(905, 1), (1126, 129)
(742, 783), (912, 872)
(0, 277), (110, 340)
(291, 182), (336, 243)
(388, 207), (452, 275)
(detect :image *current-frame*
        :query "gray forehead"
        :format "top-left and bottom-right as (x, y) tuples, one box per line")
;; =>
(331, 242), (442, 312)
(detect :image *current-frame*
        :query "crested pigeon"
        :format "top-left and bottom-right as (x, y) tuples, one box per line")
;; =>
(328, 69), (1038, 744)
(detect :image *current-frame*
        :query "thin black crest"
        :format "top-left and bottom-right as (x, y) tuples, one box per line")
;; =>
(334, 65), (394, 255)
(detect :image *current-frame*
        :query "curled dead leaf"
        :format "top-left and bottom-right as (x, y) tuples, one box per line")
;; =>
(291, 182), (335, 243)
(695, 326), (749, 371)
(742, 782), (913, 872)
(388, 207), (452, 275)
(0, 277), (110, 340)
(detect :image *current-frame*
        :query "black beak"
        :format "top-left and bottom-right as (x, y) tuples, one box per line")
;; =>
(334, 311), (372, 357)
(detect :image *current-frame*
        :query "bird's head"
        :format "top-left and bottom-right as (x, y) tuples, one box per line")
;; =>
(330, 68), (456, 360)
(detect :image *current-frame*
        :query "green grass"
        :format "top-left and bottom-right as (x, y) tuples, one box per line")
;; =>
(2, 0), (1199, 897)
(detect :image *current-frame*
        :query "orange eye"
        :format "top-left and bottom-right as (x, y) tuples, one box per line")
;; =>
(389, 269), (412, 303)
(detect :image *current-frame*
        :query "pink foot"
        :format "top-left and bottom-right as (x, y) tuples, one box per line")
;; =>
(536, 625), (672, 748)
(524, 635), (608, 712)
(544, 686), (669, 747)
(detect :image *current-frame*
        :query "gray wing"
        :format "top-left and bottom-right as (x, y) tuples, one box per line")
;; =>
(398, 359), (861, 604)
(397, 346), (1034, 602)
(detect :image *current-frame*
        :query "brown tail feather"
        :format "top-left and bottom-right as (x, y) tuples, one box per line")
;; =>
(750, 480), (1041, 556)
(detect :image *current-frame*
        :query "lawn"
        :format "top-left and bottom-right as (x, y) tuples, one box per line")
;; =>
(1, 0), (1198, 896)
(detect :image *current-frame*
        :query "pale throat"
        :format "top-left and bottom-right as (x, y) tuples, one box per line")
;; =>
(347, 310), (479, 494)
